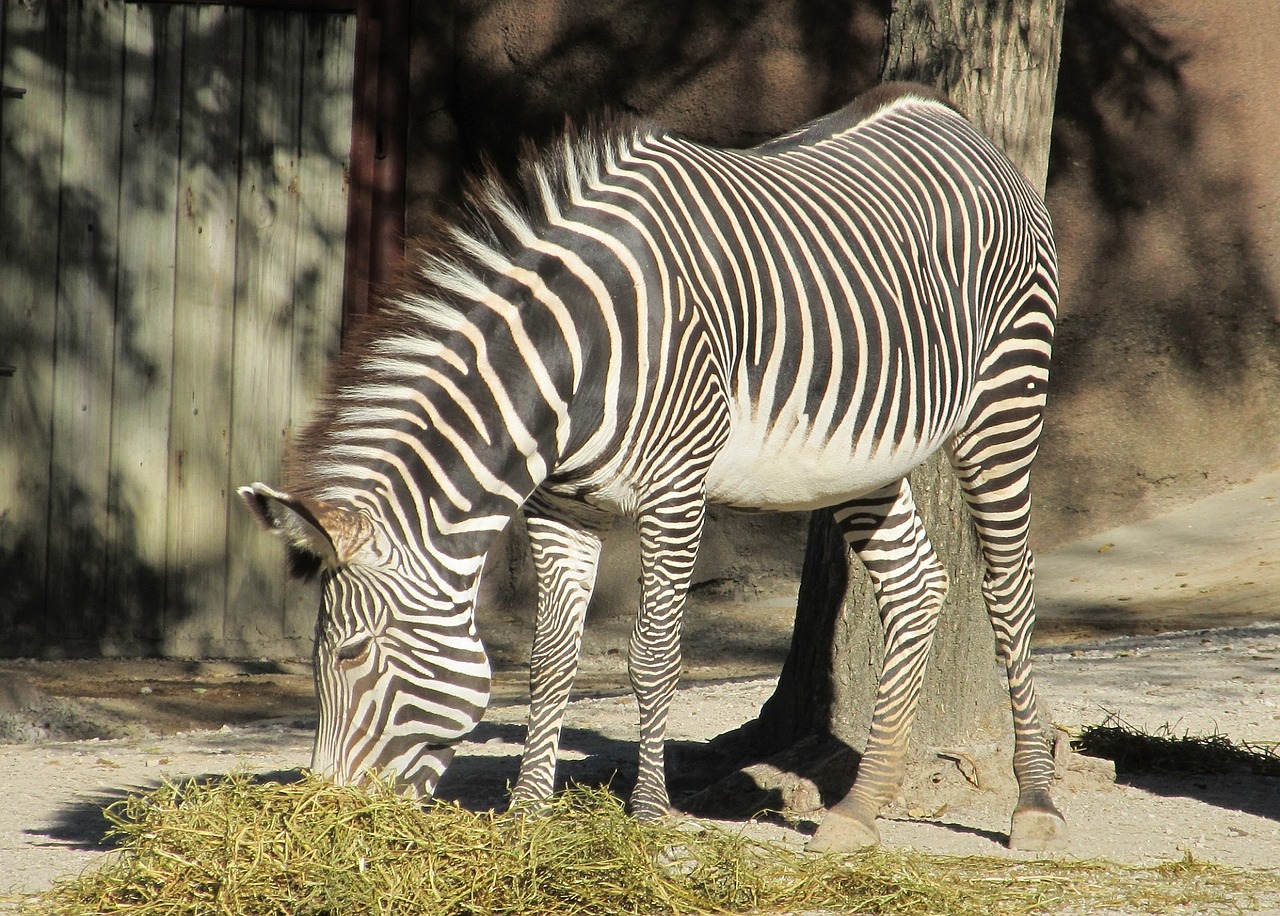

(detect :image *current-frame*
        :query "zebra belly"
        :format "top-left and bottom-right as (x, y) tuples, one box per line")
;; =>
(702, 423), (946, 512)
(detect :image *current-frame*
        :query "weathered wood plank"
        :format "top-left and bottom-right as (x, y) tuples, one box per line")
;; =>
(164, 4), (244, 653)
(282, 11), (356, 644)
(225, 11), (306, 650)
(0, 2), (67, 653)
(45, 0), (127, 652)
(3, 2), (355, 659)
(105, 2), (185, 652)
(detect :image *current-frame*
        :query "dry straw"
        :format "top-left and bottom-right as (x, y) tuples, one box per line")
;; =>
(1074, 716), (1280, 778)
(20, 773), (1279, 916)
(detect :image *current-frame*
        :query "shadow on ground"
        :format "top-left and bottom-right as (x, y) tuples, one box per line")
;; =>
(33, 768), (308, 852)
(1075, 724), (1280, 824)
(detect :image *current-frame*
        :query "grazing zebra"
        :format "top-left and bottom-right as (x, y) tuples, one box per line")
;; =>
(240, 81), (1064, 851)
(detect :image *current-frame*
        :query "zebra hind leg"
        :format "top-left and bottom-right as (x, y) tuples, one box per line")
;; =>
(510, 492), (612, 813)
(809, 479), (949, 852)
(951, 423), (1066, 850)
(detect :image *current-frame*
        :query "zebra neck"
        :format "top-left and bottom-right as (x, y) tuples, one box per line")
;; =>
(299, 291), (585, 579)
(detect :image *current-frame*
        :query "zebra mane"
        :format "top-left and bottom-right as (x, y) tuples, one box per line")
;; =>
(283, 112), (653, 504)
(515, 111), (652, 224)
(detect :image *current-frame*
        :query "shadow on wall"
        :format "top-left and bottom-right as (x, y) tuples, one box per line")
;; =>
(450, 0), (888, 166)
(14, 0), (1271, 658)
(0, 473), (171, 657)
(444, 0), (1280, 581)
(443, 0), (888, 624)
(1036, 0), (1280, 549)
(0, 3), (350, 658)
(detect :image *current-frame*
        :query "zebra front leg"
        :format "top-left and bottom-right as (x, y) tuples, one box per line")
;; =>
(809, 480), (949, 852)
(628, 494), (705, 820)
(510, 493), (612, 812)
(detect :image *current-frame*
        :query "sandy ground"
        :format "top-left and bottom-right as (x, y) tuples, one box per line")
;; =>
(2, 469), (1280, 907)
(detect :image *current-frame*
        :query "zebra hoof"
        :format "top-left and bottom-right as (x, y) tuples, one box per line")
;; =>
(629, 793), (673, 821)
(1008, 792), (1067, 851)
(807, 808), (880, 853)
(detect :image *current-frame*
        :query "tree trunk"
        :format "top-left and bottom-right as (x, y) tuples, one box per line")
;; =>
(707, 0), (1066, 813)
(883, 1), (1064, 183)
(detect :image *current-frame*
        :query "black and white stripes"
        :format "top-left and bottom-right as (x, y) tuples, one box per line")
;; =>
(241, 82), (1064, 850)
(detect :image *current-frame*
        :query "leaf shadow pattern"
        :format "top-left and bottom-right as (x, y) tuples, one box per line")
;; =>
(447, 0), (889, 176)
(1037, 0), (1280, 545)
(1, 4), (352, 658)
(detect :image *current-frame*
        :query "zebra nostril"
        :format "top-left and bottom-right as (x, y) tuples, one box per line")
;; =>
(336, 635), (373, 667)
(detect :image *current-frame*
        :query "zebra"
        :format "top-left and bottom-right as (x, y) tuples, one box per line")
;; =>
(240, 81), (1064, 852)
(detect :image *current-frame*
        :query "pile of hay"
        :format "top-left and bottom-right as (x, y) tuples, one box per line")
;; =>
(21, 774), (1276, 915)
(1074, 717), (1280, 778)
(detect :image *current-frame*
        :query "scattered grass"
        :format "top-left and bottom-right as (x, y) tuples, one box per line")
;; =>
(14, 774), (1280, 915)
(1074, 715), (1280, 778)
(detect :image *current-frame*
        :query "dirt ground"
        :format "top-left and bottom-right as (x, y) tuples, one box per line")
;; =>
(2, 469), (1279, 908)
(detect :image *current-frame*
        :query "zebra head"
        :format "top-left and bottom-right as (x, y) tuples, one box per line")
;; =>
(239, 483), (493, 798)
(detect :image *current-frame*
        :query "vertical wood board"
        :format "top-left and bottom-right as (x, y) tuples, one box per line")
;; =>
(164, 4), (245, 653)
(105, 2), (185, 650)
(0, 3), (67, 650)
(225, 11), (306, 647)
(283, 11), (356, 640)
(45, 0), (127, 648)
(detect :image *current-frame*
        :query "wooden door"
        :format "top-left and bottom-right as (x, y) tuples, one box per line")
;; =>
(0, 2), (355, 658)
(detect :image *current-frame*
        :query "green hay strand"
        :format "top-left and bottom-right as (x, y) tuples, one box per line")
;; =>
(18, 775), (1280, 916)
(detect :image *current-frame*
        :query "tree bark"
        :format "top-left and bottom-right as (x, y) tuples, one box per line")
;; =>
(740, 0), (1065, 785)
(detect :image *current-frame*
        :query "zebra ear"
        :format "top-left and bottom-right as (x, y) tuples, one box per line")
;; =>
(238, 483), (371, 568)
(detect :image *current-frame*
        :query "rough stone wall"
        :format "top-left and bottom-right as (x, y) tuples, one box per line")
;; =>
(402, 0), (1280, 625)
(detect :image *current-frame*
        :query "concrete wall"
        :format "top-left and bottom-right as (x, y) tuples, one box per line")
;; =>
(1039, 0), (1280, 545)
(403, 0), (1280, 633)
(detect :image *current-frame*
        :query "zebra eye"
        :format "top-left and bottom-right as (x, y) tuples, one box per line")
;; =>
(335, 635), (373, 666)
